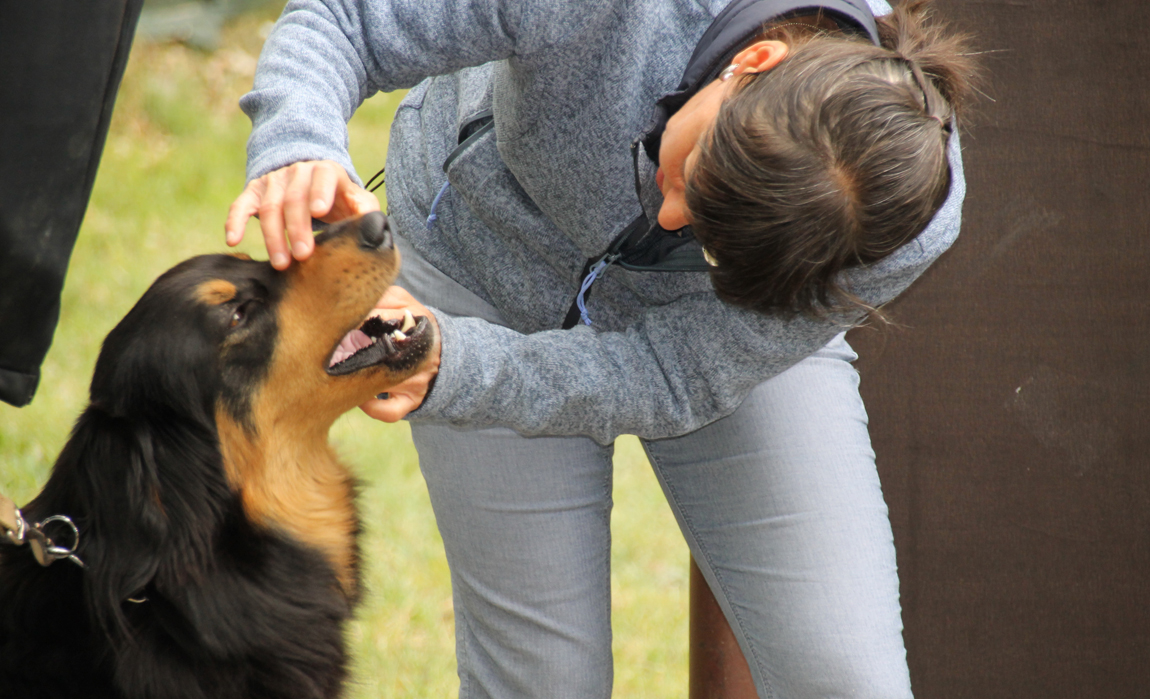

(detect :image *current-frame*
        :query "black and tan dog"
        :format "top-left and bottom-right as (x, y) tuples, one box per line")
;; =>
(0, 212), (434, 698)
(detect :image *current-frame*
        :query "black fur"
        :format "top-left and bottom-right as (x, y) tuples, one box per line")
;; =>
(1, 253), (355, 699)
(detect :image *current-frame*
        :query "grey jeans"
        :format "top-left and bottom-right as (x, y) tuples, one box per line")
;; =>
(396, 235), (912, 699)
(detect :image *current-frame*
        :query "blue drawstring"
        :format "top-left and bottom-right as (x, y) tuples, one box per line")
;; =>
(426, 180), (451, 230)
(576, 257), (615, 326)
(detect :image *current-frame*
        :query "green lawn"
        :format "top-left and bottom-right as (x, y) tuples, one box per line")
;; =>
(0, 7), (688, 695)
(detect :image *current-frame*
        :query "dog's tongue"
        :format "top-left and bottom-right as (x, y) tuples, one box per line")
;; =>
(329, 329), (373, 368)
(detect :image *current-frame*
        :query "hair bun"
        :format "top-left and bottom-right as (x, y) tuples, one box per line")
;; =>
(877, 0), (980, 119)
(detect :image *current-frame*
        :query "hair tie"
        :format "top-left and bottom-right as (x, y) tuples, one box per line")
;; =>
(898, 55), (951, 132)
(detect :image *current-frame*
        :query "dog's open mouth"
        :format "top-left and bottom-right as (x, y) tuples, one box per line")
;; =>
(326, 309), (432, 376)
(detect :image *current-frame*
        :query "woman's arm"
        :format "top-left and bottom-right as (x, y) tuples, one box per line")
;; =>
(407, 294), (851, 445)
(229, 0), (609, 265)
(242, 0), (610, 183)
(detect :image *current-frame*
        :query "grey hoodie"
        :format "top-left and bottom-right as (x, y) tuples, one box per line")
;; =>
(242, 0), (964, 445)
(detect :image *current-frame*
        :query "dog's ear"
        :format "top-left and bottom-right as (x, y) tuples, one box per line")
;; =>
(59, 405), (236, 643)
(89, 257), (231, 424)
(39, 408), (168, 637)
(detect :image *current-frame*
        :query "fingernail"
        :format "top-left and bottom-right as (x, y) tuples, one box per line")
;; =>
(376, 392), (389, 400)
(272, 253), (289, 268)
(311, 199), (325, 213)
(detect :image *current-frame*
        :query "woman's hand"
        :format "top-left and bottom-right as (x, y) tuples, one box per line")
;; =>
(225, 160), (380, 270)
(359, 286), (442, 423)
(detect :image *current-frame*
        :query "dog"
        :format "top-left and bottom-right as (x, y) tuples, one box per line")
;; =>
(0, 212), (434, 698)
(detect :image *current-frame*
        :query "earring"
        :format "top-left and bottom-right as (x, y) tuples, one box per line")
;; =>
(702, 247), (719, 267)
(720, 63), (739, 81)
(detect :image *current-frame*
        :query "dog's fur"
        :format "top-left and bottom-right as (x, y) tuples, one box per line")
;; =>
(0, 213), (434, 698)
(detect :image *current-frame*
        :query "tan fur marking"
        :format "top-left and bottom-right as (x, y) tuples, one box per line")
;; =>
(217, 407), (359, 597)
(196, 279), (238, 306)
(214, 224), (419, 599)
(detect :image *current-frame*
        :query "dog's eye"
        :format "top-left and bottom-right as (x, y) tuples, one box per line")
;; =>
(229, 303), (248, 328)
(227, 297), (263, 330)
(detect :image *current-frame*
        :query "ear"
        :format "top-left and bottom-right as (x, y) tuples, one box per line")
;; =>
(730, 40), (789, 76)
(47, 408), (169, 637)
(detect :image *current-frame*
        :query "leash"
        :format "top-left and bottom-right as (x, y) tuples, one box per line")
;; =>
(0, 491), (86, 569)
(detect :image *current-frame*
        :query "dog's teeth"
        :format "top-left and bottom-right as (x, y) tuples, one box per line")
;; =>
(401, 309), (416, 333)
(391, 329), (407, 341)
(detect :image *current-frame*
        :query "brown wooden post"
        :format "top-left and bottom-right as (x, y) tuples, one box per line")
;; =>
(688, 556), (757, 699)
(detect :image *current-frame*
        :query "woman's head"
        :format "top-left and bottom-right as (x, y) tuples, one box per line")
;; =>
(677, 0), (978, 317)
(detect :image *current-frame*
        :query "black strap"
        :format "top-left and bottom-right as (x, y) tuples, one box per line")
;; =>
(443, 109), (495, 172)
(560, 214), (711, 329)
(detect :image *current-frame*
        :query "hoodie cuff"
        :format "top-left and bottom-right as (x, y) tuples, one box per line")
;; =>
(402, 308), (462, 422)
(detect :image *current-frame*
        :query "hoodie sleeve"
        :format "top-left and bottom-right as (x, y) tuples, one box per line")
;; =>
(415, 296), (854, 445)
(409, 133), (965, 445)
(241, 0), (607, 184)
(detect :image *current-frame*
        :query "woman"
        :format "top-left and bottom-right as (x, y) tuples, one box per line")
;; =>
(226, 0), (975, 696)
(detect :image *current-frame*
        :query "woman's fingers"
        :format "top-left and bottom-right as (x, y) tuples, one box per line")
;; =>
(282, 163), (321, 261)
(359, 389), (422, 423)
(256, 169), (294, 268)
(224, 161), (380, 270)
(358, 287), (442, 423)
(225, 177), (267, 247)
(373, 285), (424, 313)
(328, 168), (381, 222)
(308, 163), (341, 221)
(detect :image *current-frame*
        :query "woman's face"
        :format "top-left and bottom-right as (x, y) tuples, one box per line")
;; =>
(656, 78), (734, 231)
(655, 40), (789, 231)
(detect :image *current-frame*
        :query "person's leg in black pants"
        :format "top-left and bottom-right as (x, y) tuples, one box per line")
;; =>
(0, 0), (144, 406)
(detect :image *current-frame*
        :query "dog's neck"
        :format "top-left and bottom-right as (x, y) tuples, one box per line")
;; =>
(215, 407), (358, 597)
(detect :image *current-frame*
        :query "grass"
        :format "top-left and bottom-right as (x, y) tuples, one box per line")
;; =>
(0, 5), (689, 696)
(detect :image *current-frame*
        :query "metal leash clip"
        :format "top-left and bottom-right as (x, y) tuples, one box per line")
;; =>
(1, 493), (86, 569)
(26, 515), (87, 569)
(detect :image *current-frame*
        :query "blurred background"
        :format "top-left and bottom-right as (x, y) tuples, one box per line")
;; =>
(0, 2), (689, 695)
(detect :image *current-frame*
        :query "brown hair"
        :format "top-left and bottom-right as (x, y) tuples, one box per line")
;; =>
(685, 0), (979, 317)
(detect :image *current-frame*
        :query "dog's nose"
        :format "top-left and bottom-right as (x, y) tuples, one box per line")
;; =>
(357, 211), (392, 251)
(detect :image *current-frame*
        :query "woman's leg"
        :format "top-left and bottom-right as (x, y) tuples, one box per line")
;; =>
(642, 333), (912, 699)
(412, 424), (616, 699)
(395, 233), (615, 698)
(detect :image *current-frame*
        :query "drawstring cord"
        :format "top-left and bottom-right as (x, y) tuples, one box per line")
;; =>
(576, 259), (609, 326)
(573, 140), (648, 326)
(576, 254), (620, 326)
(371, 165), (447, 230)
(426, 180), (451, 230)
